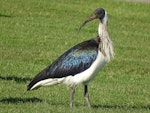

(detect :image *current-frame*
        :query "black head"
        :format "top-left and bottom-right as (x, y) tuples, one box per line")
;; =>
(93, 8), (105, 20)
(78, 8), (106, 33)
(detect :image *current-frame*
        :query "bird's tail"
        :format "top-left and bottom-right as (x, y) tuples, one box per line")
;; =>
(27, 77), (59, 91)
(27, 67), (59, 91)
(27, 80), (40, 91)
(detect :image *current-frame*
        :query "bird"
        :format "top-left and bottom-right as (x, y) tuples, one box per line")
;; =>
(27, 8), (114, 109)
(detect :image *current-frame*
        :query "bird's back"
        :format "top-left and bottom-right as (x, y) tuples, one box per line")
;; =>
(27, 38), (99, 90)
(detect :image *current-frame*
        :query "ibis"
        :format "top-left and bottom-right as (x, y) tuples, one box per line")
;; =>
(27, 8), (114, 108)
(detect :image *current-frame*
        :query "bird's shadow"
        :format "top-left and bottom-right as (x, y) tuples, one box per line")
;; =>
(0, 14), (12, 18)
(0, 97), (42, 104)
(93, 104), (150, 110)
(0, 75), (149, 110)
(0, 96), (149, 110)
(0, 75), (32, 83)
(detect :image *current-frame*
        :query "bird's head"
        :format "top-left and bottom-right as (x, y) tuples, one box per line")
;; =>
(78, 8), (107, 33)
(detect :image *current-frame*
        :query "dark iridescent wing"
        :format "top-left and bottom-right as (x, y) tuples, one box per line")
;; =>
(28, 38), (99, 89)
(49, 47), (98, 78)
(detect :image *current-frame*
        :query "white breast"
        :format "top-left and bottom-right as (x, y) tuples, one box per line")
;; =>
(73, 50), (106, 85)
(30, 51), (106, 89)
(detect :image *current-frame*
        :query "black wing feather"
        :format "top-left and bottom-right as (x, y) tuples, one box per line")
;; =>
(27, 38), (99, 90)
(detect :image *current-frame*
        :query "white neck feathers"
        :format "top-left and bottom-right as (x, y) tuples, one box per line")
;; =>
(98, 11), (114, 62)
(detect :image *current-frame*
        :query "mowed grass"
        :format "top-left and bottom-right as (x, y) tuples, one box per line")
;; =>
(0, 0), (150, 113)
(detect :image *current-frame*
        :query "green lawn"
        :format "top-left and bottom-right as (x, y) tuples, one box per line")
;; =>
(0, 0), (150, 113)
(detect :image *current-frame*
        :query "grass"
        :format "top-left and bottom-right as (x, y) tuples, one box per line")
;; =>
(0, 0), (150, 112)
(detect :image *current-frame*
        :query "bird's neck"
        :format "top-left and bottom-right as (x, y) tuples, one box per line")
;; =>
(98, 23), (114, 62)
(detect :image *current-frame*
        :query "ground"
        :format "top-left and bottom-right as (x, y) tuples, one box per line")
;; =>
(126, 0), (150, 3)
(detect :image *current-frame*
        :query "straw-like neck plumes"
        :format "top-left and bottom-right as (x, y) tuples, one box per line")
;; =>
(98, 12), (114, 62)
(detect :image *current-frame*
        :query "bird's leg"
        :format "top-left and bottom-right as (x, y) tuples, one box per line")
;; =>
(70, 84), (76, 108)
(84, 85), (91, 109)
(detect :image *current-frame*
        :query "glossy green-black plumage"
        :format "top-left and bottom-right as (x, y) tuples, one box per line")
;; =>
(27, 38), (99, 90)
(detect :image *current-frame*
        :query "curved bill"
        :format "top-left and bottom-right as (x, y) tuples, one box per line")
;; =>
(78, 14), (97, 33)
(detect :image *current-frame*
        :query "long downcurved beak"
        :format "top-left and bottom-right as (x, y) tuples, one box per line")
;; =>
(78, 14), (97, 33)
